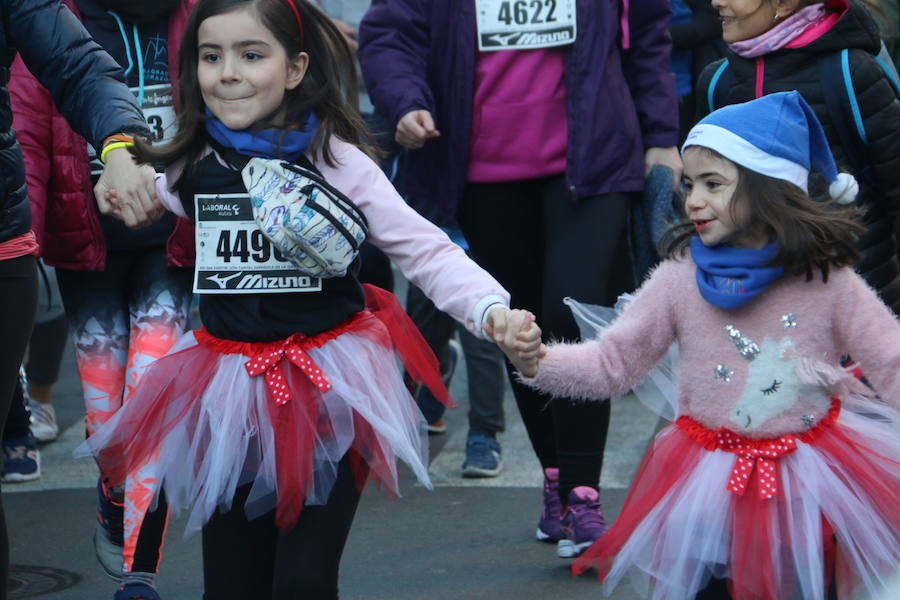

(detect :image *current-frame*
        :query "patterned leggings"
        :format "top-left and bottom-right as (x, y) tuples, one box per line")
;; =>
(57, 248), (192, 573)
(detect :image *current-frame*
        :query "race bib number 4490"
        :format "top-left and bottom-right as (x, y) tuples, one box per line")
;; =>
(193, 193), (322, 294)
(476, 0), (576, 51)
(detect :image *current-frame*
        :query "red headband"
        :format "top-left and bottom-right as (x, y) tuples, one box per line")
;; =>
(284, 0), (305, 50)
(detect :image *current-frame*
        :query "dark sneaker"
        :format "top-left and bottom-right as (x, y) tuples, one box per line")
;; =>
(417, 339), (461, 434)
(1, 434), (41, 482)
(557, 486), (608, 558)
(113, 582), (161, 600)
(95, 479), (125, 580)
(536, 467), (563, 542)
(461, 434), (502, 477)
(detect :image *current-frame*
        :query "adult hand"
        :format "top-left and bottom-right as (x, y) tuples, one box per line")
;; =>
(645, 146), (683, 189)
(94, 146), (164, 228)
(395, 110), (440, 150)
(330, 18), (358, 54)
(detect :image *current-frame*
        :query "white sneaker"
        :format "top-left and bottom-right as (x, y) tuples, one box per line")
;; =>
(28, 400), (59, 442)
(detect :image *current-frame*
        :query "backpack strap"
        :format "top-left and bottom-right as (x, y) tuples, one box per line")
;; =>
(875, 41), (900, 97)
(819, 49), (875, 187)
(706, 59), (732, 113)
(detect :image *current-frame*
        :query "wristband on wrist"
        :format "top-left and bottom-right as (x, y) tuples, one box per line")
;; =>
(101, 133), (135, 148)
(100, 141), (134, 163)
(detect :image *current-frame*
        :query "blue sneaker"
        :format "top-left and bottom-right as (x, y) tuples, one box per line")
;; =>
(113, 582), (161, 600)
(95, 479), (125, 580)
(1, 434), (41, 482)
(461, 434), (502, 478)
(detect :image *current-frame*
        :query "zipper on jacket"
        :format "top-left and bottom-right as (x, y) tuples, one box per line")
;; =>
(755, 57), (765, 98)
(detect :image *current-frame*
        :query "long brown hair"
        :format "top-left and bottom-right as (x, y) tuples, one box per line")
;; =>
(132, 0), (373, 185)
(661, 147), (864, 282)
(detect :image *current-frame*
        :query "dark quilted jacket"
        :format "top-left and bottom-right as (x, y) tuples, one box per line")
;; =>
(0, 0), (148, 246)
(695, 2), (900, 314)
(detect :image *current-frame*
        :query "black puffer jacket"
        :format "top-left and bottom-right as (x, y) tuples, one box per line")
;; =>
(696, 2), (900, 314)
(0, 0), (148, 245)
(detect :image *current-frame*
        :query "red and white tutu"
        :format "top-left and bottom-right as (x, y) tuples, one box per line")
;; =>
(574, 395), (900, 600)
(76, 285), (451, 535)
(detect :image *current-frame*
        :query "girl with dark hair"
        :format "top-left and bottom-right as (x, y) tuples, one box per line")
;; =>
(696, 0), (900, 316)
(498, 92), (900, 600)
(78, 0), (520, 598)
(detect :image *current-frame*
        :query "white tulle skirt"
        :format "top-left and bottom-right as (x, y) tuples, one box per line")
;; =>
(574, 395), (900, 600)
(76, 286), (450, 536)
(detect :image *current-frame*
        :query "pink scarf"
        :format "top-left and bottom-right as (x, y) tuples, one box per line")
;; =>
(729, 3), (840, 58)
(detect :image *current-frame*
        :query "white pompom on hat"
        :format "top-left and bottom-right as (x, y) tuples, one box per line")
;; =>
(683, 91), (858, 204)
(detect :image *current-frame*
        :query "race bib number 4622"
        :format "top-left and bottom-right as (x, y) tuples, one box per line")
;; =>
(476, 0), (576, 51)
(193, 193), (322, 294)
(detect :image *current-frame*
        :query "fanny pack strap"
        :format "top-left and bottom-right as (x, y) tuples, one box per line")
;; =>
(209, 137), (369, 233)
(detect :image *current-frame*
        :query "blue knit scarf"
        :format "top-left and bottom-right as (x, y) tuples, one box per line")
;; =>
(204, 109), (318, 161)
(691, 236), (784, 309)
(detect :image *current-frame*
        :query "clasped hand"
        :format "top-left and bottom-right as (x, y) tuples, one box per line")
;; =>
(94, 146), (165, 228)
(484, 308), (546, 378)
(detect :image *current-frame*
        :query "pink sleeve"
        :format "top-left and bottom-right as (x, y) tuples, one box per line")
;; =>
(155, 161), (189, 219)
(310, 140), (510, 335)
(524, 262), (680, 400)
(832, 270), (900, 410)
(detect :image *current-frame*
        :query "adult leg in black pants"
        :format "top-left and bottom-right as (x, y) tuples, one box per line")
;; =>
(201, 455), (364, 599)
(458, 176), (632, 553)
(0, 255), (38, 599)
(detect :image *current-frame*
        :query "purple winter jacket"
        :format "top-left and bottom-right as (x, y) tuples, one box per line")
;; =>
(358, 0), (679, 222)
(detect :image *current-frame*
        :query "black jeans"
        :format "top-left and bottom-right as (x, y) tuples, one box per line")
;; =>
(0, 255), (38, 599)
(201, 457), (363, 599)
(458, 176), (633, 500)
(405, 282), (506, 436)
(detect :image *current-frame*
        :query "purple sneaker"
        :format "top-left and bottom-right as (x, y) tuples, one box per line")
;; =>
(557, 486), (608, 558)
(536, 468), (563, 542)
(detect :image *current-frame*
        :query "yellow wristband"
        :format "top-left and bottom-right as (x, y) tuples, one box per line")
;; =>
(99, 141), (134, 164)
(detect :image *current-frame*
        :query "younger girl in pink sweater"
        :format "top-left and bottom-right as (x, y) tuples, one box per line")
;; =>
(498, 92), (900, 599)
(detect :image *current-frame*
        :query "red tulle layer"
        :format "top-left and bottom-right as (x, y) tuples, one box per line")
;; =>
(92, 285), (449, 532)
(573, 403), (900, 600)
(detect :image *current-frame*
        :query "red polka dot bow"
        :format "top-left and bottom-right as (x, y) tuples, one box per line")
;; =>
(716, 431), (798, 500)
(244, 343), (332, 405)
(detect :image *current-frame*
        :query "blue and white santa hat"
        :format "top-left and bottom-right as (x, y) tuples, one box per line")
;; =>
(682, 91), (858, 204)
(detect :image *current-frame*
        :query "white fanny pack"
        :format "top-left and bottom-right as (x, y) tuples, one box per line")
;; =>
(241, 157), (368, 278)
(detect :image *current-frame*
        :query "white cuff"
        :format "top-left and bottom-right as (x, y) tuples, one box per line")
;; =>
(471, 295), (509, 340)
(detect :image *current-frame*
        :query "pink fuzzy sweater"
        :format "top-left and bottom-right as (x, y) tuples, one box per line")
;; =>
(527, 254), (900, 439)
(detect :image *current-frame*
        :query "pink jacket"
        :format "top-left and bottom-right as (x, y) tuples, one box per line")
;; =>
(158, 139), (510, 335)
(527, 255), (900, 439)
(9, 0), (195, 271)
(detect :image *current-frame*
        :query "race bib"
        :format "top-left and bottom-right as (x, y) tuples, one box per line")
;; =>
(476, 0), (576, 51)
(193, 193), (323, 294)
(89, 83), (177, 176)
(140, 83), (177, 144)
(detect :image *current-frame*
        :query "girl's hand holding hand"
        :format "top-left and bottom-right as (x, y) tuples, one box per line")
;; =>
(99, 188), (123, 221)
(94, 146), (165, 228)
(484, 308), (546, 378)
